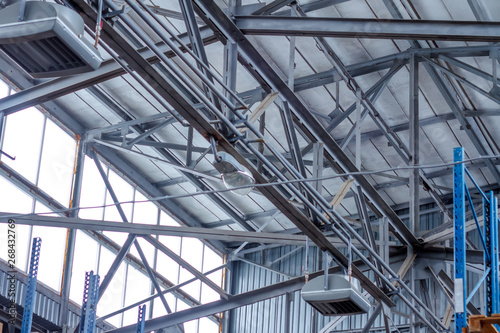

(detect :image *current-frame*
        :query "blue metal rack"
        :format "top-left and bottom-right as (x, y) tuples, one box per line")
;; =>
(79, 271), (100, 333)
(21, 237), (42, 333)
(454, 147), (500, 332)
(136, 305), (146, 333)
(454, 147), (467, 333)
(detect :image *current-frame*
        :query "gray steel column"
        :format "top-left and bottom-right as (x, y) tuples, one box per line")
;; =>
(408, 53), (419, 333)
(409, 54), (420, 234)
(58, 137), (86, 330)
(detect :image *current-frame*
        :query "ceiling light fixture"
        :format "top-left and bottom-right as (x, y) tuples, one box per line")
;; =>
(210, 138), (255, 196)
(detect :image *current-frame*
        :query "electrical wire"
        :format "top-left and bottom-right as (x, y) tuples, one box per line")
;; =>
(1, 154), (499, 220)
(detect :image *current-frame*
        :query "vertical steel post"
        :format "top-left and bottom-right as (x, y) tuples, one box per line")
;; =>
(60, 138), (86, 329)
(136, 305), (146, 333)
(79, 271), (100, 333)
(408, 53), (419, 333)
(484, 190), (492, 316)
(454, 147), (467, 333)
(489, 192), (499, 314)
(21, 237), (42, 333)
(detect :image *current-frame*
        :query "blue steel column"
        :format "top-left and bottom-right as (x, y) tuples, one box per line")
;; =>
(79, 271), (100, 333)
(484, 191), (492, 316)
(489, 192), (499, 315)
(136, 305), (146, 333)
(454, 147), (467, 333)
(21, 237), (42, 333)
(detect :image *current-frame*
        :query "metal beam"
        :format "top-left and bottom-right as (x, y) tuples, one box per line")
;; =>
(89, 144), (226, 251)
(194, 0), (418, 247)
(72, 0), (394, 307)
(0, 213), (360, 246)
(0, 28), (217, 116)
(104, 266), (344, 333)
(235, 16), (500, 42)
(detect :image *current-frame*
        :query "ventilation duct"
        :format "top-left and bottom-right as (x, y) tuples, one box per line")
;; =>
(0, 1), (102, 78)
(301, 274), (371, 316)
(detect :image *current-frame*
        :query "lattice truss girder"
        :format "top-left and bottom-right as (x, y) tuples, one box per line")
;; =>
(0, 0), (499, 332)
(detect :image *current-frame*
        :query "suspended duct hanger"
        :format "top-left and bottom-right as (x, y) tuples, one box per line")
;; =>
(302, 240), (370, 316)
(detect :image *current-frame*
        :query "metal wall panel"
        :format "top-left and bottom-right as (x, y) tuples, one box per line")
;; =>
(229, 208), (450, 333)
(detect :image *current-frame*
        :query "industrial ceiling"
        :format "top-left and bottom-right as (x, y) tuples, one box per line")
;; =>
(0, 0), (499, 331)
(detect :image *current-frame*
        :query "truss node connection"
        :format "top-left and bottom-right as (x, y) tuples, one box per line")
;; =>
(0, 0), (500, 332)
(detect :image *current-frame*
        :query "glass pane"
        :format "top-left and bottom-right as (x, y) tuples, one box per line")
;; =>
(183, 320), (199, 333)
(0, 177), (33, 270)
(203, 245), (223, 273)
(181, 238), (203, 271)
(37, 120), (76, 206)
(70, 231), (99, 302)
(159, 235), (181, 255)
(97, 248), (126, 327)
(152, 293), (176, 317)
(0, 80), (9, 97)
(133, 191), (158, 224)
(125, 266), (151, 305)
(31, 225), (67, 291)
(1, 107), (44, 182)
(156, 250), (179, 285)
(201, 282), (221, 304)
(180, 280), (200, 301)
(79, 155), (106, 220)
(160, 210), (179, 226)
(199, 318), (219, 333)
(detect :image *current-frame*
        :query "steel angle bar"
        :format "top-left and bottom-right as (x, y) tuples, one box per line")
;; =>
(0, 213), (360, 247)
(186, 5), (447, 327)
(424, 57), (500, 105)
(124, 118), (177, 147)
(251, 0), (295, 15)
(96, 264), (227, 324)
(439, 55), (500, 86)
(103, 266), (350, 333)
(194, 0), (419, 247)
(89, 150), (182, 331)
(336, 59), (404, 147)
(144, 236), (228, 299)
(327, 58), (406, 131)
(147, 5), (204, 24)
(72, 0), (392, 308)
(59, 139), (86, 327)
(274, 0), (350, 16)
(92, 140), (221, 181)
(87, 112), (177, 136)
(427, 67), (500, 184)
(0, 28), (217, 116)
(234, 16), (500, 42)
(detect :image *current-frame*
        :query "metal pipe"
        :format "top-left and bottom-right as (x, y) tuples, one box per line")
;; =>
(85, 27), (187, 125)
(112, 0), (239, 113)
(134, 0), (247, 109)
(105, 0), (244, 135)
(95, 3), (441, 326)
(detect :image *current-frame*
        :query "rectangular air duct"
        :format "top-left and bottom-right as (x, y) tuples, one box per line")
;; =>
(301, 274), (371, 316)
(0, 1), (102, 78)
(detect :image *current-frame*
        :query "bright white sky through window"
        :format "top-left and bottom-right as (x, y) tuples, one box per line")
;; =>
(0, 79), (223, 333)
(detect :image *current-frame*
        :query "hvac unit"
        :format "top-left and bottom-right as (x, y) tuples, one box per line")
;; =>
(301, 274), (371, 316)
(0, 1), (102, 78)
